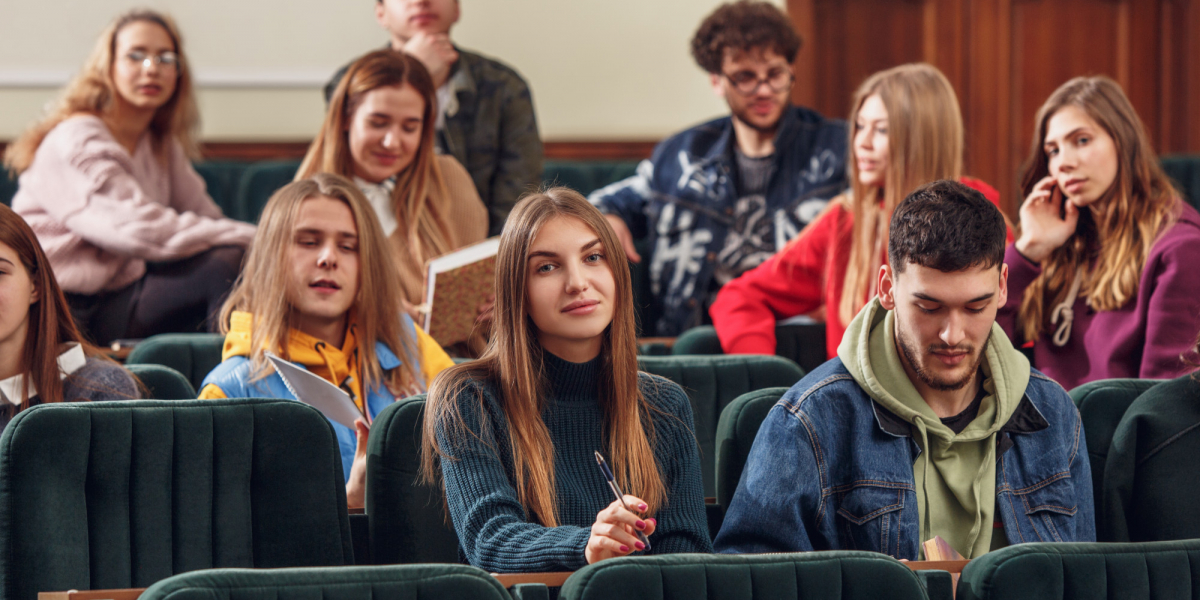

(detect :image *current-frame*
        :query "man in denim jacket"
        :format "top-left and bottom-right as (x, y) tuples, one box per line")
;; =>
(715, 181), (1095, 559)
(589, 1), (846, 336)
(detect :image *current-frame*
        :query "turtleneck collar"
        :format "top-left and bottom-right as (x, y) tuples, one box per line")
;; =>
(542, 351), (601, 404)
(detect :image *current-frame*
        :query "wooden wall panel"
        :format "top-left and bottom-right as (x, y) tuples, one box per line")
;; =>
(789, 0), (1199, 216)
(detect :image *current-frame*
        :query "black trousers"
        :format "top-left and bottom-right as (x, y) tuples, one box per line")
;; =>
(66, 246), (245, 345)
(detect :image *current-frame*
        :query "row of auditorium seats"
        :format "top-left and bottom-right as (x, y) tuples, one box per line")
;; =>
(5, 340), (1195, 599)
(127, 542), (1200, 600)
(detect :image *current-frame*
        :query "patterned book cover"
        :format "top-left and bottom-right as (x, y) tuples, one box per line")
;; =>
(427, 256), (496, 347)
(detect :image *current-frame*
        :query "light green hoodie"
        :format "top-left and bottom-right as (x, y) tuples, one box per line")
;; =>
(837, 298), (1029, 559)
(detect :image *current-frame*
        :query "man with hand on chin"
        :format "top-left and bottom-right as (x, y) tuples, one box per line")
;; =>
(714, 180), (1095, 559)
(589, 0), (846, 337)
(326, 0), (542, 236)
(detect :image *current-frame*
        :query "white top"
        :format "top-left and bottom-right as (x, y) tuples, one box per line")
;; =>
(354, 176), (398, 237)
(0, 342), (87, 405)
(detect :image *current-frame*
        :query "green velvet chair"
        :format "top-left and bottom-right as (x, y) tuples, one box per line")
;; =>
(193, 161), (251, 221)
(637, 355), (805, 497)
(126, 333), (225, 392)
(542, 160), (639, 197)
(666, 323), (828, 374)
(365, 393), (459, 565)
(0, 398), (354, 600)
(1162, 154), (1200, 210)
(1067, 377), (1162, 536)
(125, 363), (197, 400)
(234, 160), (301, 223)
(139, 564), (510, 600)
(957, 539), (1200, 600)
(1102, 375), (1200, 543)
(714, 387), (790, 510)
(558, 552), (930, 600)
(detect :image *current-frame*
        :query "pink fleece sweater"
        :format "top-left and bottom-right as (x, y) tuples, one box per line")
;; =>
(12, 116), (255, 294)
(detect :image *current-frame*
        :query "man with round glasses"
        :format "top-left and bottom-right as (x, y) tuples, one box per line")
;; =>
(590, 0), (846, 337)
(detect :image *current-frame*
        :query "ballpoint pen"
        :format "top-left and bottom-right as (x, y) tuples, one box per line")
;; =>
(594, 450), (651, 551)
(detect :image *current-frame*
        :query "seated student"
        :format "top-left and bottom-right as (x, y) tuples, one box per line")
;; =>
(999, 76), (1200, 390)
(590, 0), (847, 337)
(420, 188), (712, 572)
(301, 49), (488, 316)
(4, 10), (255, 345)
(0, 205), (138, 432)
(711, 63), (1008, 360)
(199, 174), (453, 508)
(324, 0), (542, 235)
(715, 180), (1094, 559)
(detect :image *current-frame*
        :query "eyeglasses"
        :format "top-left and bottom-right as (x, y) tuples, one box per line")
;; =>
(123, 51), (180, 71)
(723, 68), (794, 95)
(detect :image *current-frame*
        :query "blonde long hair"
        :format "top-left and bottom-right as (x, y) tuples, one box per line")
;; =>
(421, 188), (666, 527)
(217, 173), (422, 393)
(833, 63), (964, 325)
(4, 9), (199, 175)
(1017, 77), (1180, 340)
(297, 50), (454, 302)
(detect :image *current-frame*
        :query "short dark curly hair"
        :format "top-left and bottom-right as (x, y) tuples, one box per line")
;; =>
(888, 180), (1007, 274)
(690, 1), (802, 74)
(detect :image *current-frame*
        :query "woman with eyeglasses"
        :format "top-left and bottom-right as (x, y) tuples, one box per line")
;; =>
(4, 10), (254, 345)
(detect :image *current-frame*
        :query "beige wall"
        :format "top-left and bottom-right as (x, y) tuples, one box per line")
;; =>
(0, 0), (782, 141)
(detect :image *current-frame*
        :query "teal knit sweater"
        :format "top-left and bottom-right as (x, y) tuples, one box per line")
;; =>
(437, 352), (713, 572)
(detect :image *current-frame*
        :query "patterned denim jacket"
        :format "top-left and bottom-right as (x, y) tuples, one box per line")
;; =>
(713, 358), (1096, 558)
(588, 105), (846, 336)
(325, 47), (542, 236)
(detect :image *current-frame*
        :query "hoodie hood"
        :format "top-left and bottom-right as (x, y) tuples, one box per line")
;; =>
(837, 298), (1030, 558)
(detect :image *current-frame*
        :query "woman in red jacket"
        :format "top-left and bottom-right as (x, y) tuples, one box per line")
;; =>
(711, 63), (1007, 359)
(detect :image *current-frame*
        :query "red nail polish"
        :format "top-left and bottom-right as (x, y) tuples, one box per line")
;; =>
(635, 541), (645, 550)
(620, 545), (629, 552)
(636, 520), (645, 529)
(638, 503), (648, 511)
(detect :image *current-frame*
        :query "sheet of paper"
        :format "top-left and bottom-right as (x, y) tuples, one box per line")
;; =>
(265, 352), (366, 430)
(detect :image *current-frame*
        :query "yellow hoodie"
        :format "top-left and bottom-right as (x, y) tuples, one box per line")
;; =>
(199, 311), (453, 404)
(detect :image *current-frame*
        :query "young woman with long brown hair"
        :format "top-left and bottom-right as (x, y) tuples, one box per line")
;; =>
(0, 205), (138, 432)
(298, 49), (488, 316)
(999, 76), (1200, 390)
(711, 63), (1009, 360)
(4, 10), (254, 345)
(199, 173), (453, 508)
(420, 188), (711, 572)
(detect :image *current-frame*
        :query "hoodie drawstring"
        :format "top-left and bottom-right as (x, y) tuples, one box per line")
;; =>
(1050, 265), (1086, 347)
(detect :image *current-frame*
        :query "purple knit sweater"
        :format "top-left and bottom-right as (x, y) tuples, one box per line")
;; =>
(999, 200), (1200, 391)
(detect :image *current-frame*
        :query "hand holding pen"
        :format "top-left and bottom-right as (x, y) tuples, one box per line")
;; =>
(585, 451), (657, 565)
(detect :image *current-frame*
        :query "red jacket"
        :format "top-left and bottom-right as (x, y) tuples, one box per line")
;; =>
(711, 177), (1007, 359)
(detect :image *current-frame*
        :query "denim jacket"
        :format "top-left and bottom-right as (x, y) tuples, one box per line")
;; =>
(588, 106), (846, 336)
(713, 358), (1095, 558)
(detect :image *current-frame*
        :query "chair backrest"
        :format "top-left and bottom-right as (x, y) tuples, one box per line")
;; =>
(125, 364), (197, 400)
(1161, 153), (1200, 211)
(1067, 377), (1161, 524)
(235, 160), (302, 223)
(193, 161), (251, 221)
(0, 398), (354, 600)
(669, 323), (828, 374)
(715, 387), (790, 509)
(125, 333), (225, 392)
(957, 539), (1200, 600)
(139, 564), (510, 600)
(637, 355), (805, 497)
(365, 393), (460, 565)
(559, 552), (929, 600)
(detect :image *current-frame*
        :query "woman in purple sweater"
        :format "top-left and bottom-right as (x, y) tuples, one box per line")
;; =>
(3, 10), (254, 345)
(1000, 76), (1200, 390)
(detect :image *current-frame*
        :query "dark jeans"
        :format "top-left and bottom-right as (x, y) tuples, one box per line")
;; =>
(67, 246), (245, 346)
